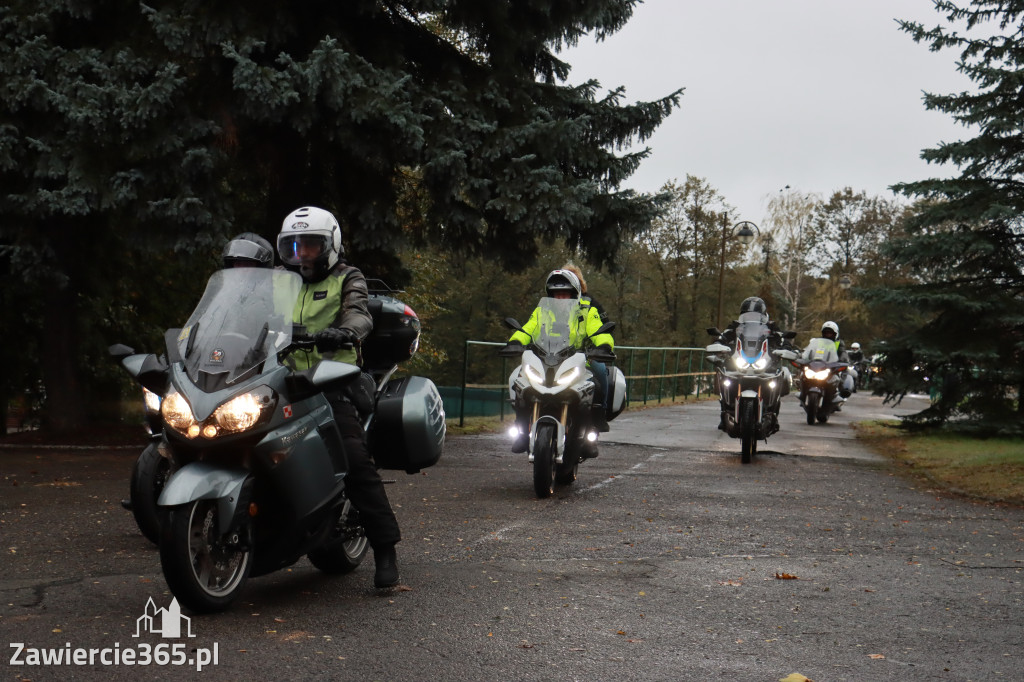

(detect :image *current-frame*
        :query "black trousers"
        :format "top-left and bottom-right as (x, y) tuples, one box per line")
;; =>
(331, 401), (401, 549)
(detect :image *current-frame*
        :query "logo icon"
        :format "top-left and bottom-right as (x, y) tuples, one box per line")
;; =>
(133, 597), (195, 639)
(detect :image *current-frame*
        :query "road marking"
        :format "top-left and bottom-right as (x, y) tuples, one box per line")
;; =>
(582, 452), (665, 492)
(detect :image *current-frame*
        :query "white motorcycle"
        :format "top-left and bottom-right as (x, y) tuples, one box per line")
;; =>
(501, 297), (626, 498)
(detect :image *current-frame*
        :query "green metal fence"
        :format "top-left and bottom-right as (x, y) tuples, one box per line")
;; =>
(455, 340), (715, 426)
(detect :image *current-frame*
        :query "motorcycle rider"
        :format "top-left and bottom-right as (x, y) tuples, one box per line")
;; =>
(507, 269), (614, 452)
(800, 320), (856, 406)
(560, 263), (613, 423)
(847, 342), (866, 391)
(222, 232), (275, 268)
(277, 206), (401, 589)
(713, 297), (793, 430)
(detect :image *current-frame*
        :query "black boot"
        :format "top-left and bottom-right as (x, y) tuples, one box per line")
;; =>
(511, 432), (528, 453)
(591, 405), (610, 433)
(373, 545), (400, 589)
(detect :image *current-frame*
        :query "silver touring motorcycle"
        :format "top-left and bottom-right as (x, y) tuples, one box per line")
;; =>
(112, 268), (445, 612)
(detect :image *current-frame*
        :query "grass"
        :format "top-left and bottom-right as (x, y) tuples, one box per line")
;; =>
(853, 420), (1024, 506)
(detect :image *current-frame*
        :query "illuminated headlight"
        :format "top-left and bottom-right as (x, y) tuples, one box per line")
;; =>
(142, 388), (162, 414)
(722, 378), (732, 388)
(804, 367), (831, 381)
(751, 357), (769, 371)
(161, 390), (197, 434)
(524, 364), (545, 385)
(733, 357), (750, 370)
(162, 387), (275, 439)
(214, 393), (264, 433)
(556, 366), (580, 386)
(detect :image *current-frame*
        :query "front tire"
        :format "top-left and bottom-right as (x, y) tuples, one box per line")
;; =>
(160, 500), (252, 613)
(129, 442), (170, 545)
(805, 394), (820, 425)
(555, 438), (580, 485)
(739, 399), (757, 464)
(532, 423), (557, 498)
(308, 501), (369, 574)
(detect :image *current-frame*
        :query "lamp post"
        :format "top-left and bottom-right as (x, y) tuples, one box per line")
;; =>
(716, 220), (759, 329)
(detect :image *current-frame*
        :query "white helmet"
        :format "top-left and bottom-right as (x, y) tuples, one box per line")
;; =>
(545, 269), (582, 298)
(277, 206), (343, 281)
(821, 321), (839, 339)
(851, 342), (861, 350)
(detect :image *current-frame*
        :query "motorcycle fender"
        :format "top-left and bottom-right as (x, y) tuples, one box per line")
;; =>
(739, 389), (759, 399)
(158, 462), (248, 535)
(529, 415), (565, 464)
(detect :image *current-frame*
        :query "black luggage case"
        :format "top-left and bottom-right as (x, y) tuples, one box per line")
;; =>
(367, 375), (446, 473)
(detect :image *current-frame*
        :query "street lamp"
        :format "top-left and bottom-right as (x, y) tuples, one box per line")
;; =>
(716, 220), (759, 329)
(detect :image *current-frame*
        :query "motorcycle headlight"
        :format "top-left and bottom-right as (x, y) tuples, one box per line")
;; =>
(804, 367), (830, 381)
(214, 392), (264, 433)
(556, 366), (580, 386)
(734, 358), (750, 370)
(752, 357), (769, 371)
(142, 387), (162, 414)
(524, 364), (545, 385)
(161, 390), (196, 434)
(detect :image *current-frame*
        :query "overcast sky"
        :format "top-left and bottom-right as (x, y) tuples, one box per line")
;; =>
(562, 0), (975, 224)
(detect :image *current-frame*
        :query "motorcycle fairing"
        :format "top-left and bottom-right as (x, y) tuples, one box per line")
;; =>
(158, 461), (248, 535)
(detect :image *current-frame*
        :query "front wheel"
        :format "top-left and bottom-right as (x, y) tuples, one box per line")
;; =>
(739, 398), (757, 464)
(805, 393), (820, 425)
(555, 438), (580, 485)
(308, 500), (369, 574)
(129, 442), (171, 545)
(160, 500), (252, 613)
(532, 423), (557, 498)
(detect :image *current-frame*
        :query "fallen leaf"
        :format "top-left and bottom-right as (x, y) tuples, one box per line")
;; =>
(868, 654), (886, 660)
(775, 572), (799, 580)
(616, 630), (627, 636)
(779, 675), (814, 682)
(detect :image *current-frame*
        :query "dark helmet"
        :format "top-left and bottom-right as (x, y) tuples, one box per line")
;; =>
(739, 296), (767, 317)
(222, 232), (274, 268)
(545, 269), (582, 298)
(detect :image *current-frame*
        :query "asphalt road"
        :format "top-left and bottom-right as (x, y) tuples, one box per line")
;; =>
(1, 394), (1021, 681)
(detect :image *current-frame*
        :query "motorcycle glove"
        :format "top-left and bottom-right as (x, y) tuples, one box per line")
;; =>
(314, 327), (358, 352)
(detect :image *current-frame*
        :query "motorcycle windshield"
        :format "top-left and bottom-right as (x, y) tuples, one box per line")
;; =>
(174, 268), (303, 392)
(735, 316), (771, 363)
(530, 297), (583, 358)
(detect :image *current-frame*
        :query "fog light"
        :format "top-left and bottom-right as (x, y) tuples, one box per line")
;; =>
(508, 425), (521, 439)
(202, 424), (218, 438)
(586, 431), (598, 443)
(722, 378), (732, 387)
(768, 380), (777, 389)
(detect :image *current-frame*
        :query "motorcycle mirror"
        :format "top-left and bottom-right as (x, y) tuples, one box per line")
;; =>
(503, 317), (524, 332)
(783, 330), (797, 339)
(706, 327), (722, 337)
(108, 343), (135, 359)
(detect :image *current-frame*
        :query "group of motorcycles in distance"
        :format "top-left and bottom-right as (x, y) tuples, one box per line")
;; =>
(704, 304), (862, 463)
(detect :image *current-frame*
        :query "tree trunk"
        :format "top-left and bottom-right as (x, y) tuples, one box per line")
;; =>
(41, 282), (87, 432)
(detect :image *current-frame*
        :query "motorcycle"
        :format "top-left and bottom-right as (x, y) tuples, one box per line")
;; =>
(793, 338), (850, 425)
(501, 297), (625, 498)
(110, 267), (444, 612)
(705, 317), (796, 463)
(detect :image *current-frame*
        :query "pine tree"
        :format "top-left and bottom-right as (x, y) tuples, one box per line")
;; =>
(872, 1), (1024, 433)
(0, 1), (680, 431)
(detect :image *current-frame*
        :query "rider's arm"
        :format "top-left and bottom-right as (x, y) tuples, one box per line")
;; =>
(332, 265), (374, 341)
(585, 306), (613, 349)
(510, 307), (541, 345)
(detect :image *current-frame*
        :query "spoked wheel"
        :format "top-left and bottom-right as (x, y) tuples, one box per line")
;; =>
(806, 394), (820, 425)
(129, 442), (171, 545)
(160, 500), (252, 613)
(532, 423), (557, 498)
(555, 438), (580, 486)
(308, 500), (369, 574)
(739, 398), (757, 464)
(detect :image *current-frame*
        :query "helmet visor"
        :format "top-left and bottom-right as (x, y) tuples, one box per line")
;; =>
(278, 234), (329, 266)
(223, 240), (271, 267)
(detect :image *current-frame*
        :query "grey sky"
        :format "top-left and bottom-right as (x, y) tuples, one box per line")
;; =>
(563, 0), (973, 224)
